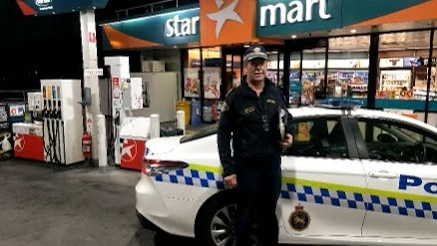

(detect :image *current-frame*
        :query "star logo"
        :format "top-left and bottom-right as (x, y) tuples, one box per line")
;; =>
(121, 139), (138, 162)
(207, 0), (243, 38)
(14, 134), (25, 153)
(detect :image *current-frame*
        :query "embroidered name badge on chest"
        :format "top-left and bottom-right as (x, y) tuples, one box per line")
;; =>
(267, 99), (276, 104)
(244, 106), (255, 114)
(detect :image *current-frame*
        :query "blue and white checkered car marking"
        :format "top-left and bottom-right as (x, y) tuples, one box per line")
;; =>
(154, 164), (225, 190)
(153, 164), (437, 220)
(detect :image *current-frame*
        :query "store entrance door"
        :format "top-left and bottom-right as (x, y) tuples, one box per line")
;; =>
(221, 40), (328, 106)
(285, 38), (329, 106)
(222, 48), (244, 98)
(221, 45), (286, 99)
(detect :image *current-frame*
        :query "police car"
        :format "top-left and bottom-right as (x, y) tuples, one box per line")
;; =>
(135, 99), (437, 245)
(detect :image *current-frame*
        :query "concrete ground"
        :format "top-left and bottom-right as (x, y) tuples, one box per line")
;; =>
(0, 155), (335, 246)
(0, 158), (197, 246)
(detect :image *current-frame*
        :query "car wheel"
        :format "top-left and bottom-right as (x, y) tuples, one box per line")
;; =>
(195, 192), (258, 246)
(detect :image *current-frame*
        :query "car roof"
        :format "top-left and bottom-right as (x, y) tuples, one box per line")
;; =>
(288, 106), (344, 118)
(182, 106), (437, 143)
(289, 106), (437, 134)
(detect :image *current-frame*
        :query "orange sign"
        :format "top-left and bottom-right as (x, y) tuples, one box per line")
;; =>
(200, 0), (268, 46)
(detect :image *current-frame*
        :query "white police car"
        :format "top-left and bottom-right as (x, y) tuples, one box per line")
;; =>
(135, 99), (437, 245)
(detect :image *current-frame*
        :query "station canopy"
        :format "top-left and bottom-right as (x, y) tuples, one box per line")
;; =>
(16, 0), (109, 16)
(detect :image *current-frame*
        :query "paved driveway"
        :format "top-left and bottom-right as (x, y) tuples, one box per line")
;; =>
(0, 159), (157, 246)
(0, 158), (348, 246)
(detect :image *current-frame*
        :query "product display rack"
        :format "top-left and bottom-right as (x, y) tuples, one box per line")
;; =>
(380, 69), (412, 91)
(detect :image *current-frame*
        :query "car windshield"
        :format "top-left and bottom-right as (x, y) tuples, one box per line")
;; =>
(376, 122), (418, 143)
(180, 124), (218, 143)
(356, 117), (437, 163)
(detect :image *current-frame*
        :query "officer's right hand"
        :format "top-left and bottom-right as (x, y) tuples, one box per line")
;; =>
(224, 174), (237, 189)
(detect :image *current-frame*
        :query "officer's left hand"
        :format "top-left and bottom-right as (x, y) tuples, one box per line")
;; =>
(279, 133), (293, 149)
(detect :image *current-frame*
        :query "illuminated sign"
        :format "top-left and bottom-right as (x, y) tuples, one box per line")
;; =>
(257, 0), (341, 36)
(259, 0), (332, 27)
(165, 15), (200, 38)
(101, 7), (200, 48)
(16, 0), (109, 16)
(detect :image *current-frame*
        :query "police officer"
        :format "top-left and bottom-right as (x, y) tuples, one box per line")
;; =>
(217, 45), (294, 246)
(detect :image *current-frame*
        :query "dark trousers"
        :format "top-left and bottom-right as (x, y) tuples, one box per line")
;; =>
(235, 155), (281, 246)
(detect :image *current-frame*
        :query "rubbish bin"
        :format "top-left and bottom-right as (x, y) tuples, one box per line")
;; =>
(176, 100), (191, 125)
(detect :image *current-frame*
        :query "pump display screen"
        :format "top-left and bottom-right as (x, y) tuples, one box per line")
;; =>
(16, 0), (109, 16)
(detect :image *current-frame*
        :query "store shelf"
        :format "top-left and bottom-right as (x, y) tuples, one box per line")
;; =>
(413, 88), (437, 100)
(380, 69), (412, 91)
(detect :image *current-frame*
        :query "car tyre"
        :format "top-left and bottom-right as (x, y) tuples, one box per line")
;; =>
(195, 191), (238, 246)
(195, 191), (259, 246)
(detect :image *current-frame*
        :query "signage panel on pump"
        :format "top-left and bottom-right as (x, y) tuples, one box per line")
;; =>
(84, 68), (103, 77)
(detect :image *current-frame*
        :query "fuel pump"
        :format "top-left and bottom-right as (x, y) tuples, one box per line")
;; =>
(104, 56), (144, 167)
(104, 56), (130, 166)
(41, 79), (84, 165)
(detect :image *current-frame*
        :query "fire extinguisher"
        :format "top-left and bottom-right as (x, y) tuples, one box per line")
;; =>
(82, 133), (92, 158)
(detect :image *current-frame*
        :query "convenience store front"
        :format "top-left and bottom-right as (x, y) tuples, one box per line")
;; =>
(100, 1), (284, 123)
(101, 0), (437, 125)
(256, 0), (437, 124)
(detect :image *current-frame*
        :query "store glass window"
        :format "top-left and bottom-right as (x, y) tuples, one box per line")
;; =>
(378, 31), (433, 101)
(183, 47), (222, 123)
(184, 48), (201, 98)
(202, 47), (221, 122)
(434, 29), (437, 47)
(183, 47), (221, 99)
(225, 54), (241, 91)
(202, 47), (221, 100)
(433, 30), (437, 95)
(301, 48), (326, 105)
(289, 51), (302, 106)
(328, 35), (370, 98)
(266, 51), (284, 87)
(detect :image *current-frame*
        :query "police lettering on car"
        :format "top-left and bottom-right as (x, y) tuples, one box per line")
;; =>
(399, 174), (437, 194)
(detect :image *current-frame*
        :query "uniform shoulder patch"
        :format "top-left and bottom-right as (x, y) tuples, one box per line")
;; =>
(221, 101), (229, 112)
(222, 86), (241, 113)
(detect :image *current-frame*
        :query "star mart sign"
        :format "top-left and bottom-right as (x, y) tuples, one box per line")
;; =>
(256, 0), (341, 36)
(101, 7), (200, 49)
(255, 0), (434, 37)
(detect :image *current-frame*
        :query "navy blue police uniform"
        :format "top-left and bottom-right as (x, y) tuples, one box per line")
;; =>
(217, 75), (294, 246)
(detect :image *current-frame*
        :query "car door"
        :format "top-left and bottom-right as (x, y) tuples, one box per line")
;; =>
(352, 116), (437, 240)
(279, 115), (367, 241)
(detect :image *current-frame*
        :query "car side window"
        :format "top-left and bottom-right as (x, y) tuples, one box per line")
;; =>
(285, 117), (349, 158)
(356, 118), (437, 164)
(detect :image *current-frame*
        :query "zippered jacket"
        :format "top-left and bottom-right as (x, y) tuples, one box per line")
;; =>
(217, 76), (294, 177)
